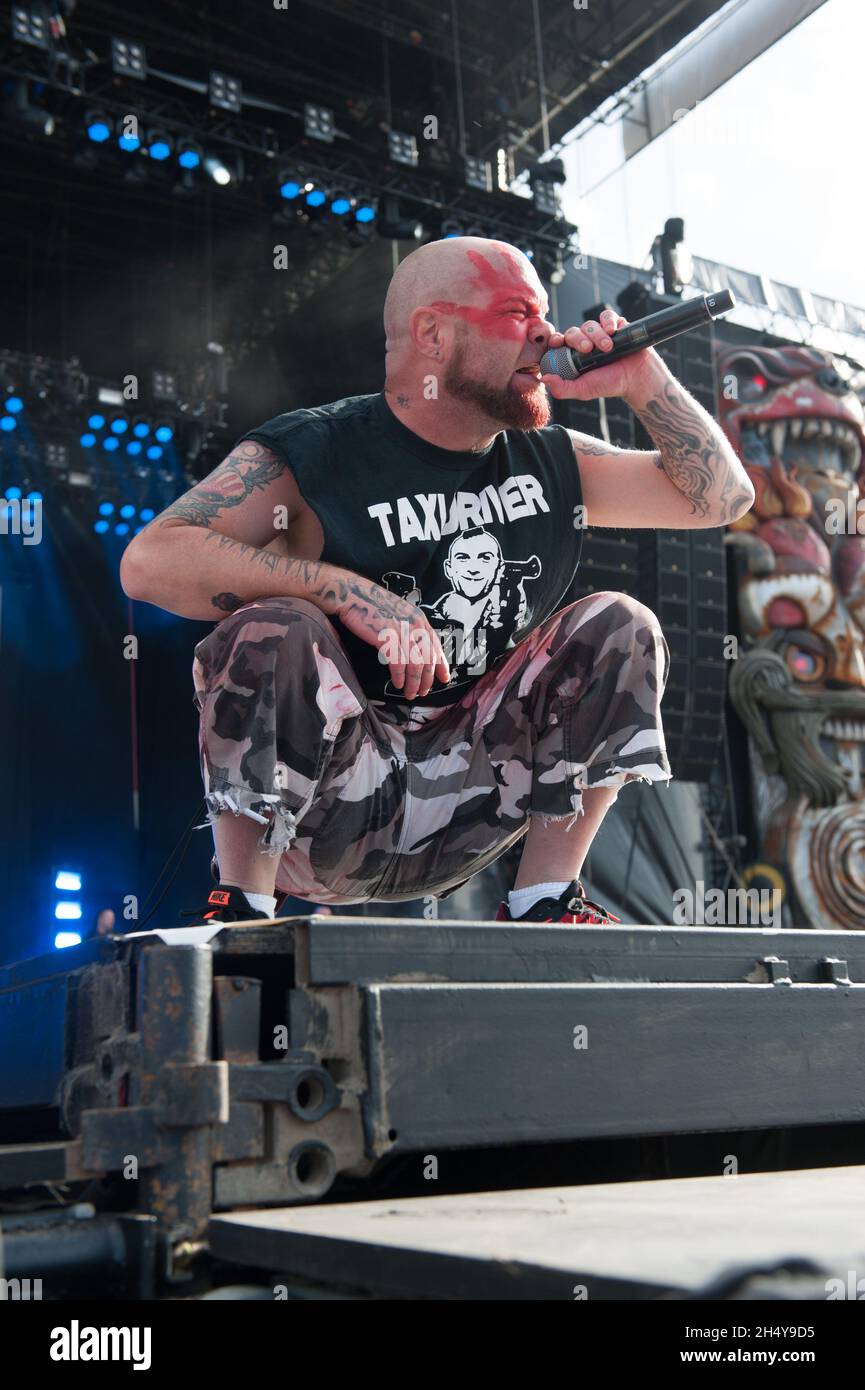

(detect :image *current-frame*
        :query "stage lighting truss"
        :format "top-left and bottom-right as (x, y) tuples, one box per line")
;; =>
(111, 36), (147, 80)
(304, 103), (334, 144)
(387, 130), (418, 167)
(209, 70), (242, 114)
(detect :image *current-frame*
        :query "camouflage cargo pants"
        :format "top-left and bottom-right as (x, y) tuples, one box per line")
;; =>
(192, 592), (673, 905)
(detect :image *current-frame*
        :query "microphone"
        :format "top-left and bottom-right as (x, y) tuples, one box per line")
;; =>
(539, 289), (736, 379)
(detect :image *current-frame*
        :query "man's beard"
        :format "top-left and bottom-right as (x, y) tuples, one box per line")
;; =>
(443, 344), (551, 431)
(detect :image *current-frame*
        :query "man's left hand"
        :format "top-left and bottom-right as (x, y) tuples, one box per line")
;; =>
(541, 307), (667, 404)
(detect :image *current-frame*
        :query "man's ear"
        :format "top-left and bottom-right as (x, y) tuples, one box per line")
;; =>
(409, 306), (446, 361)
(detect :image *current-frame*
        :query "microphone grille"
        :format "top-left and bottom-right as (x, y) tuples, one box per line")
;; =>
(539, 346), (579, 381)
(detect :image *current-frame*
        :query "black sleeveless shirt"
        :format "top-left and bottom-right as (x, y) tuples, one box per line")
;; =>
(241, 391), (584, 707)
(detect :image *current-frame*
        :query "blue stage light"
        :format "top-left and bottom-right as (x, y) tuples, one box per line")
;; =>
(147, 445), (163, 460)
(55, 901), (83, 920)
(154, 424), (173, 443)
(80, 432), (96, 448)
(54, 931), (82, 949)
(355, 200), (376, 224)
(87, 116), (111, 143)
(94, 519), (110, 534)
(331, 195), (352, 215)
(279, 179), (301, 199)
(5, 396), (23, 413)
(110, 416), (128, 434)
(115, 522), (130, 536)
(88, 413), (105, 430)
(178, 141), (202, 169)
(132, 420), (150, 438)
(26, 491), (42, 502)
(126, 441), (143, 456)
(305, 188), (326, 207)
(103, 436), (119, 452)
(119, 503), (136, 519)
(147, 132), (172, 161)
(139, 507), (155, 522)
(98, 501), (114, 516)
(118, 132), (140, 152)
(55, 870), (82, 891)
(4, 486), (22, 500)
(0, 416), (16, 431)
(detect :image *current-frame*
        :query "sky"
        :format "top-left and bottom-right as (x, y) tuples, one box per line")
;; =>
(557, 0), (863, 310)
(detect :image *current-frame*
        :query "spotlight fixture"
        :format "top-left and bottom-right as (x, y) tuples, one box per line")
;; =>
(209, 70), (242, 114)
(354, 195), (377, 225)
(651, 217), (693, 296)
(304, 103), (334, 143)
(6, 77), (54, 135)
(278, 173), (302, 200)
(177, 139), (202, 170)
(528, 158), (566, 218)
(151, 370), (177, 402)
(378, 197), (423, 241)
(464, 155), (491, 192)
(46, 441), (68, 470)
(329, 191), (353, 216)
(11, 5), (51, 50)
(111, 36), (147, 79)
(204, 154), (232, 186)
(86, 110), (112, 144)
(441, 218), (464, 239)
(117, 120), (141, 152)
(146, 129), (173, 161)
(387, 130), (418, 167)
(549, 248), (567, 285)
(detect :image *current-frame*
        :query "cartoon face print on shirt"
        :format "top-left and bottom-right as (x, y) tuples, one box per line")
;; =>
(380, 525), (542, 695)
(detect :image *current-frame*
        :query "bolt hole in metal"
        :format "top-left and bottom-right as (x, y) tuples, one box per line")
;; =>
(294, 1075), (325, 1114)
(287, 1141), (336, 1196)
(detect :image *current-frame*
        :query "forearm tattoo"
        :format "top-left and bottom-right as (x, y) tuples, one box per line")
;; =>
(634, 380), (749, 523)
(158, 440), (283, 528)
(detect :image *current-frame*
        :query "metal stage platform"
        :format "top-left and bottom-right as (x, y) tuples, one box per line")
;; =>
(209, 1163), (865, 1300)
(1, 915), (864, 1296)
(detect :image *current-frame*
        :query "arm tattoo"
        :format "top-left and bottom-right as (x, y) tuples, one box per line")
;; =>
(157, 440), (283, 528)
(211, 592), (244, 612)
(572, 437), (623, 458)
(632, 381), (730, 520)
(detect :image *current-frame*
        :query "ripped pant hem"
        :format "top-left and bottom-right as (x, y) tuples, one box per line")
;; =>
(529, 764), (673, 832)
(197, 788), (307, 858)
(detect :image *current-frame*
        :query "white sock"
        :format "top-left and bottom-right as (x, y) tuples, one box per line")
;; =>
(241, 891), (278, 917)
(508, 881), (571, 917)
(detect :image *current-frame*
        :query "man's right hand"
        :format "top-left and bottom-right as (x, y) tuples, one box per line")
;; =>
(332, 578), (450, 699)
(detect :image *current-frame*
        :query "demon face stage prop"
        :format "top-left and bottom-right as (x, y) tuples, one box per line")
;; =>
(718, 344), (865, 928)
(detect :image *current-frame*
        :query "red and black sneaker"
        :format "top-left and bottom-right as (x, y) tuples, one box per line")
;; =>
(495, 878), (622, 925)
(179, 885), (275, 927)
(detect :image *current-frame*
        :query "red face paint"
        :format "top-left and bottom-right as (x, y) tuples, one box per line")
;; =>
(429, 248), (547, 341)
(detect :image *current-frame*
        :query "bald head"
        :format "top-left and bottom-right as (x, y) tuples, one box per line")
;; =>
(383, 237), (542, 350)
